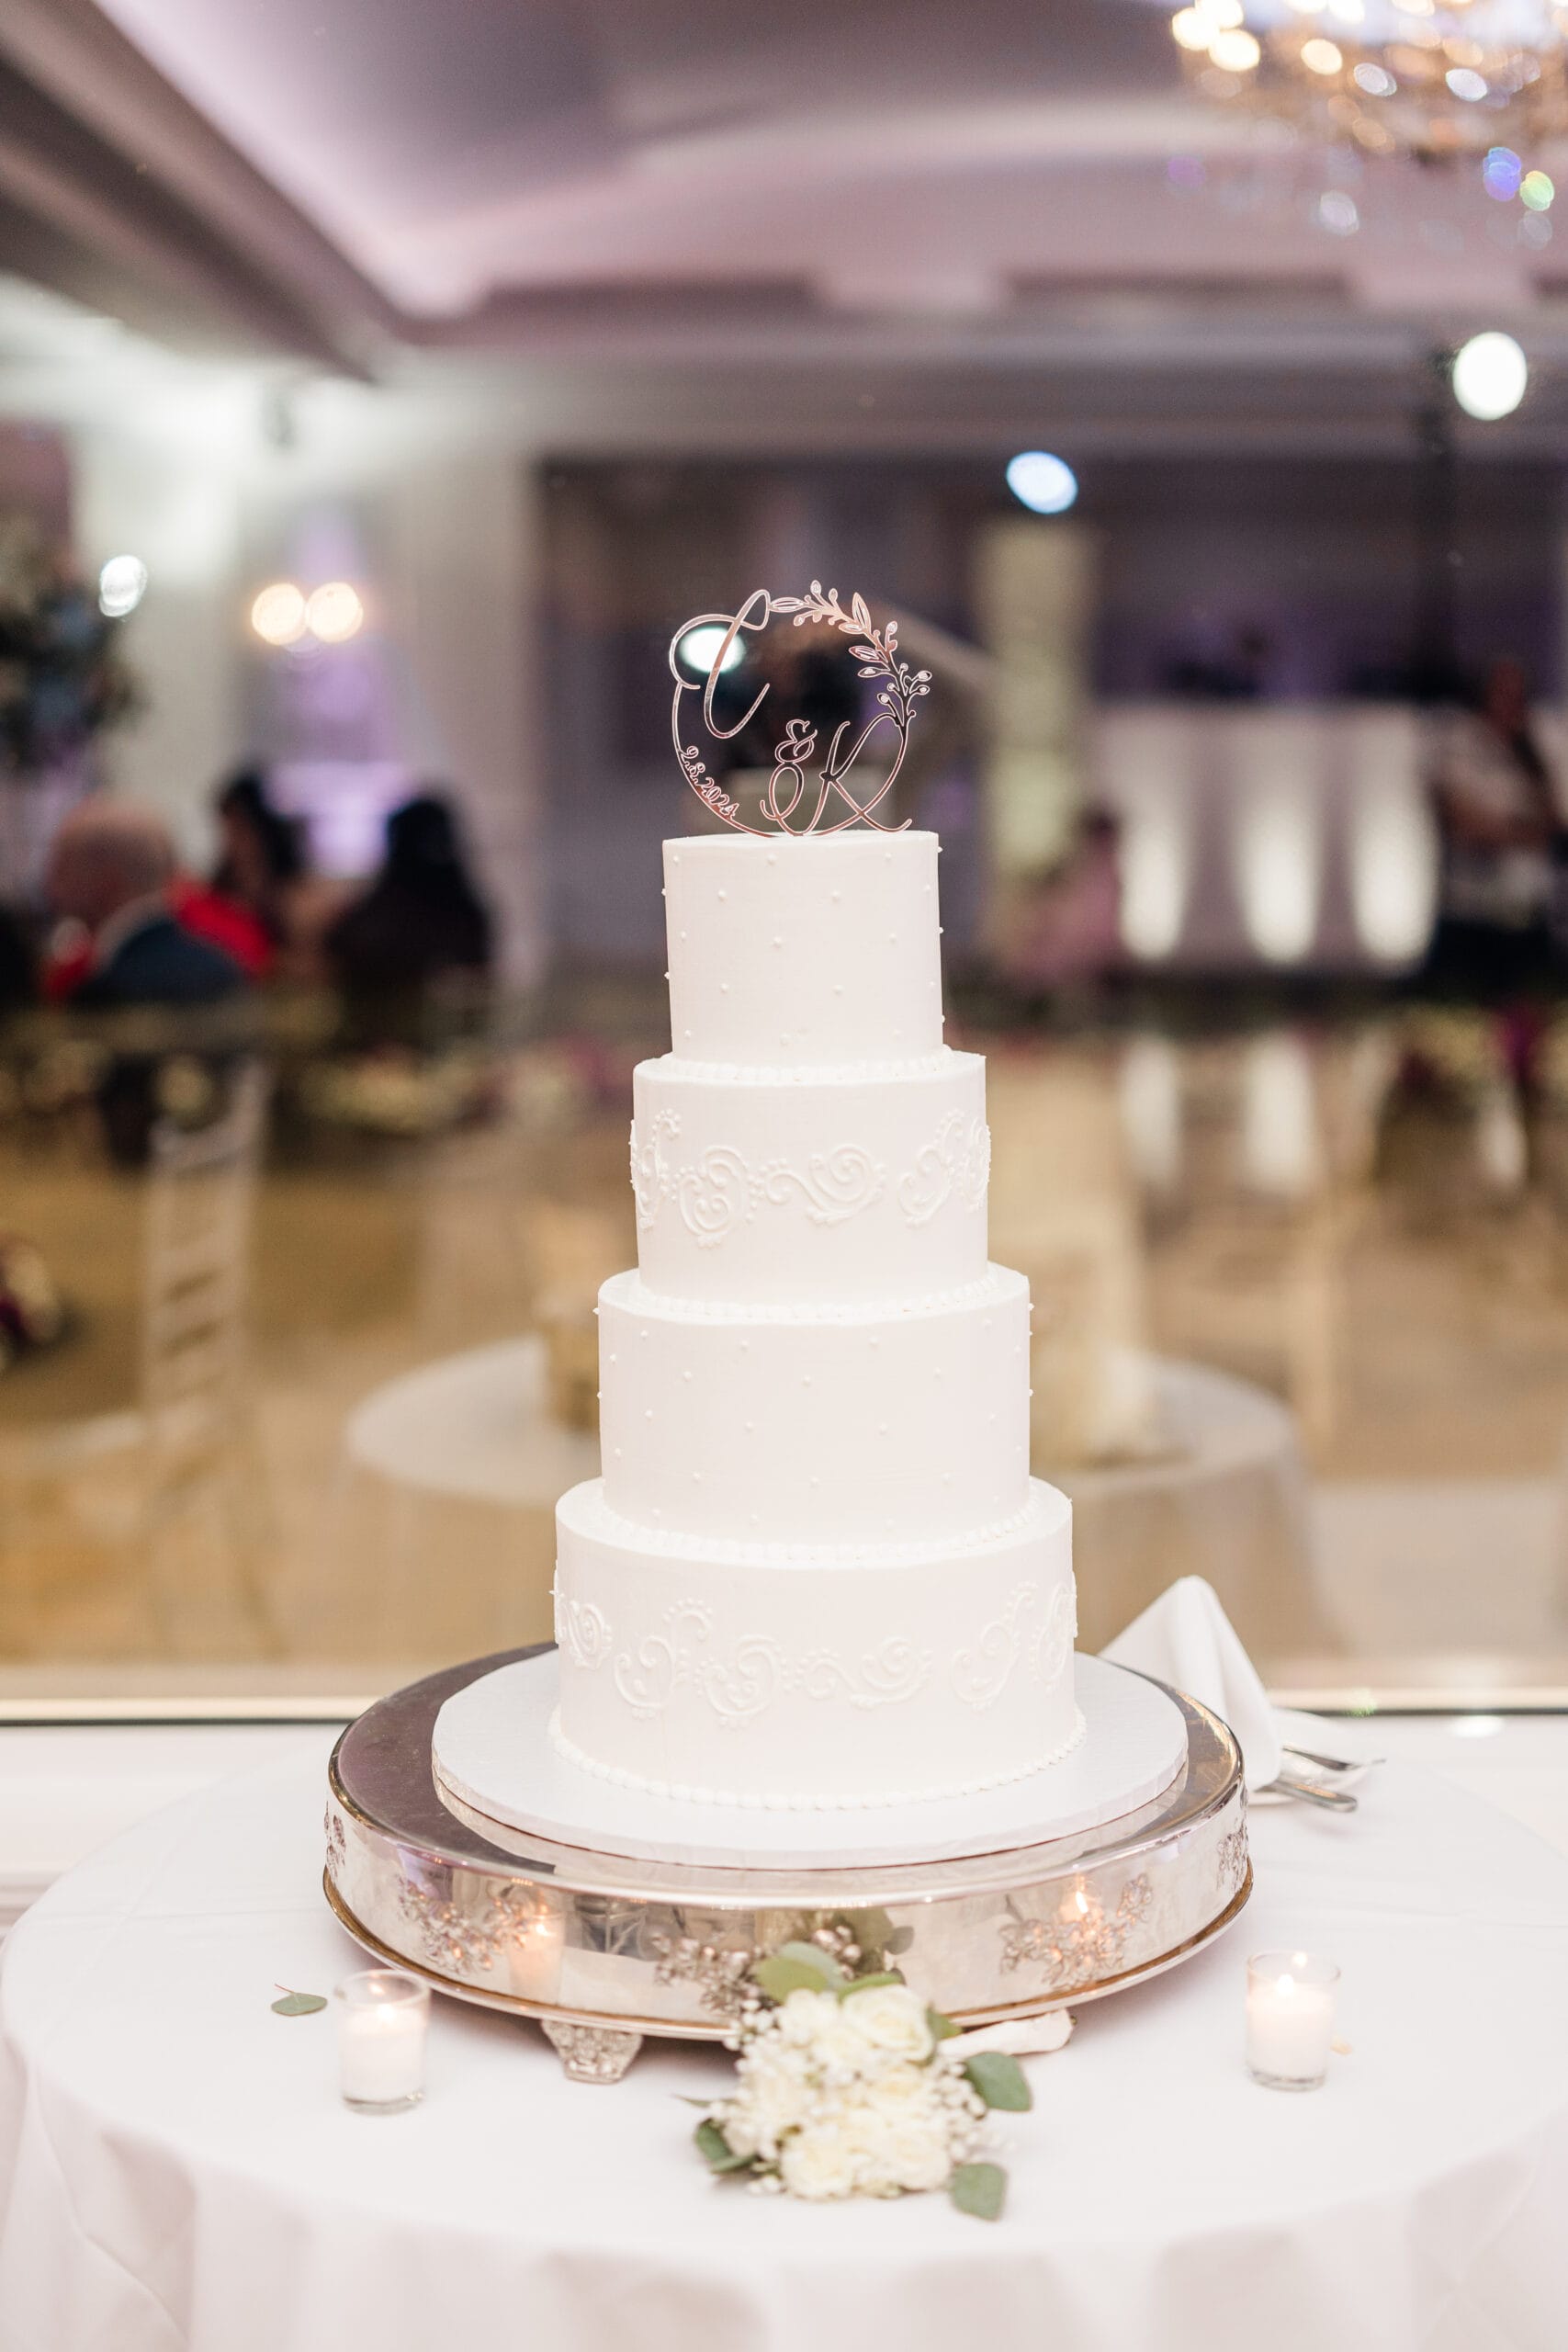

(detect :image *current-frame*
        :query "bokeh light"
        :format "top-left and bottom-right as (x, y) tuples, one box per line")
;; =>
(1317, 189), (1360, 235)
(1170, 8), (1213, 49)
(1482, 146), (1522, 201)
(250, 582), (308, 646)
(1005, 451), (1079, 514)
(675, 624), (747, 677)
(1352, 62), (1397, 96)
(306, 582), (366, 644)
(1301, 36), (1344, 72)
(1521, 168), (1555, 211)
(96, 555), (147, 619)
(1450, 330), (1529, 421)
(1210, 28), (1261, 70)
(1445, 66), (1487, 99)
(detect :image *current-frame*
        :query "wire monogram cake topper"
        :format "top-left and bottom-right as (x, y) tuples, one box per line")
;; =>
(669, 585), (931, 836)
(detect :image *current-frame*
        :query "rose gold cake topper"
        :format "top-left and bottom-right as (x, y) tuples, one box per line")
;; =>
(669, 585), (931, 836)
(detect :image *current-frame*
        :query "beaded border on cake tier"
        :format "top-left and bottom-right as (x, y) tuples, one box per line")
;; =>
(603, 1262), (1023, 1328)
(652, 1049), (958, 1087)
(566, 1487), (1048, 1567)
(546, 1703), (1087, 1812)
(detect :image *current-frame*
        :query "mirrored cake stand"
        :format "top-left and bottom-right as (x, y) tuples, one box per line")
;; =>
(325, 1645), (1250, 2081)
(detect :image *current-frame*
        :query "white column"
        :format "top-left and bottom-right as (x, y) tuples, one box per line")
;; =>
(382, 445), (544, 983)
(973, 517), (1097, 955)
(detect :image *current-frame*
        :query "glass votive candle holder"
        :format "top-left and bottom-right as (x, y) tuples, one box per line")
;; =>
(1246, 1951), (1339, 2091)
(334, 1970), (430, 2112)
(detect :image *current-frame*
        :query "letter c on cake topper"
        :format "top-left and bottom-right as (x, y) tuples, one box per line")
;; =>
(669, 584), (931, 836)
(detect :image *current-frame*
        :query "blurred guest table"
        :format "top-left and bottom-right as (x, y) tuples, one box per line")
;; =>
(3, 1737), (1565, 2351)
(341, 1336), (599, 1510)
(332, 1339), (599, 1653)
(1061, 1354), (1334, 1657)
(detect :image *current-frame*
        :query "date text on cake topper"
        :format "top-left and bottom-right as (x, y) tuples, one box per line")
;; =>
(669, 585), (931, 836)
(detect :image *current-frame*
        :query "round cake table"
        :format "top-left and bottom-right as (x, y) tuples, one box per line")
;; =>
(3, 1739), (1567, 2352)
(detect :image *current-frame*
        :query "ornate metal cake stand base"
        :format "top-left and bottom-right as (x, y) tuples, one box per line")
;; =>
(325, 1646), (1249, 2082)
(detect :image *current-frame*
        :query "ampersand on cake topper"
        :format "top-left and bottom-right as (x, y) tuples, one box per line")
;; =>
(669, 584), (931, 836)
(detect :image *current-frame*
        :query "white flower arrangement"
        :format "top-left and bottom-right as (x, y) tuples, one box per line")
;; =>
(694, 1938), (1032, 2220)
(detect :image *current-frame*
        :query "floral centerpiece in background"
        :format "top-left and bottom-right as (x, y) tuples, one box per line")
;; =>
(0, 519), (137, 778)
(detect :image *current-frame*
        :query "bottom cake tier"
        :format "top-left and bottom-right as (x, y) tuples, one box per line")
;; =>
(552, 1477), (1078, 1810)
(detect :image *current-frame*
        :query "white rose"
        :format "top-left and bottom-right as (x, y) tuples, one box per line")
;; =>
(781, 2120), (860, 2200)
(840, 2102), (900, 2197)
(884, 2116), (953, 2195)
(841, 1984), (934, 2064)
(865, 2061), (931, 2109)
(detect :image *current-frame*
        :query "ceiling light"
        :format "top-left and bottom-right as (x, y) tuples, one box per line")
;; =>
(96, 555), (147, 619)
(306, 582), (365, 644)
(1451, 330), (1529, 420)
(250, 582), (307, 646)
(1005, 451), (1079, 514)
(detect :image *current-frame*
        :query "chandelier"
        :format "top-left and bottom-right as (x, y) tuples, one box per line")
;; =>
(1169, 0), (1568, 165)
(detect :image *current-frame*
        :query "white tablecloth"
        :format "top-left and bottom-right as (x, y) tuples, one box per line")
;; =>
(3, 1740), (1567, 2352)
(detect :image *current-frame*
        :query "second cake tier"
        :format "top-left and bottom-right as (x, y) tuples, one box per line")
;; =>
(597, 1264), (1032, 1546)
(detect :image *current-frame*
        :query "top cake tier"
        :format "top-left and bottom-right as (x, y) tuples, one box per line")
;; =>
(664, 831), (943, 1069)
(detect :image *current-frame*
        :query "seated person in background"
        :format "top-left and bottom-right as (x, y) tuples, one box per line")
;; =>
(46, 802), (250, 1162)
(209, 769), (321, 974)
(48, 802), (248, 1009)
(323, 792), (492, 1039)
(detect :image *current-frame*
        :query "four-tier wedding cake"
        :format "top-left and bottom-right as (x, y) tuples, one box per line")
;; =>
(550, 828), (1083, 1813)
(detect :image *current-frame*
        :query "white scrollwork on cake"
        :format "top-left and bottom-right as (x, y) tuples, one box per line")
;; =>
(951, 1582), (1040, 1710)
(558, 1597), (613, 1672)
(696, 1637), (786, 1725)
(1028, 1580), (1077, 1692)
(630, 1111), (680, 1227)
(631, 1112), (987, 1243)
(674, 1149), (753, 1246)
(798, 1639), (931, 1708)
(757, 1148), (886, 1226)
(612, 1601), (711, 1717)
(572, 1606), (946, 1726)
(896, 1114), (992, 1227)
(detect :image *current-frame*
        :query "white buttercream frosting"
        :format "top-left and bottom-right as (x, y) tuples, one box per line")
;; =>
(552, 824), (1081, 1815)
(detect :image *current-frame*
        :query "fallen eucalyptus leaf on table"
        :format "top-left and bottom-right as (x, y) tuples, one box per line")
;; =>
(271, 1988), (328, 2017)
(950, 2162), (1008, 2222)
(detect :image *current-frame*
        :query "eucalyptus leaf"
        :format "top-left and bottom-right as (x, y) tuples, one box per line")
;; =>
(838, 1972), (905, 1998)
(963, 2051), (1032, 2111)
(270, 1989), (327, 2018)
(926, 2008), (962, 2041)
(753, 1939), (844, 2002)
(694, 2119), (752, 2175)
(885, 1926), (915, 1957)
(950, 2161), (1008, 2222)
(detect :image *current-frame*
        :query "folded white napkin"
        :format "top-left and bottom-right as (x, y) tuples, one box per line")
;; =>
(1101, 1576), (1282, 1791)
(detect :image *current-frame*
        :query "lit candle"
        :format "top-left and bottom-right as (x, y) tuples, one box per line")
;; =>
(334, 1970), (430, 2111)
(1246, 1951), (1338, 2091)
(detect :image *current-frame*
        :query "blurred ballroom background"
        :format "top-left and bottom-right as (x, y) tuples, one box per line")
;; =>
(6, 0), (1568, 1705)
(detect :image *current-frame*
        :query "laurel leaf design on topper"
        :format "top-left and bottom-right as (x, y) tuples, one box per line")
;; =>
(669, 584), (931, 835)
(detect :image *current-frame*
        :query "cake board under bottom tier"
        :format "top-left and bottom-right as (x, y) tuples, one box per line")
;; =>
(325, 1648), (1250, 2079)
(431, 1651), (1187, 1869)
